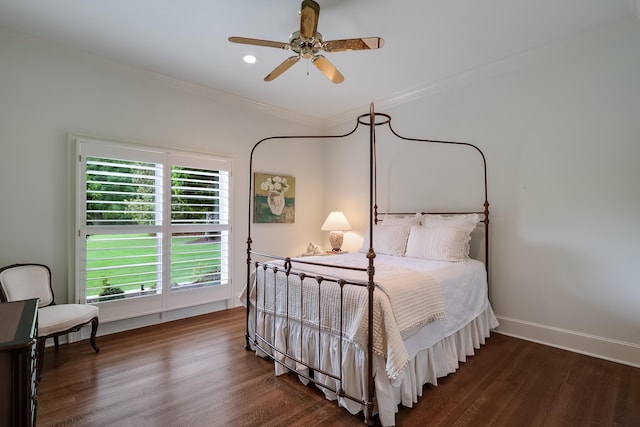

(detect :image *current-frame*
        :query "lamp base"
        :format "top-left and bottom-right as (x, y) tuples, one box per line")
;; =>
(325, 250), (348, 255)
(328, 231), (344, 252)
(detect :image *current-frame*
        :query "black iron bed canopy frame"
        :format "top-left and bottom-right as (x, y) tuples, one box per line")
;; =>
(245, 103), (489, 425)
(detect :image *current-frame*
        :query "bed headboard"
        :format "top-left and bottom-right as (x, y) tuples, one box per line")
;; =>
(247, 103), (491, 304)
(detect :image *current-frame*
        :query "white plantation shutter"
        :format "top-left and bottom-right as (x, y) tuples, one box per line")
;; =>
(171, 164), (229, 225)
(168, 159), (230, 299)
(75, 138), (232, 321)
(86, 157), (163, 226)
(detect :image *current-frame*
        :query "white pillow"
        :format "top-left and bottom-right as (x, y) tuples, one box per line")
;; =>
(405, 224), (475, 262)
(420, 213), (480, 228)
(359, 224), (411, 256)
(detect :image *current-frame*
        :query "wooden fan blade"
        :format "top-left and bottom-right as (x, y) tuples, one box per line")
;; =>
(228, 36), (289, 50)
(300, 0), (320, 38)
(264, 56), (300, 81)
(324, 37), (385, 52)
(311, 55), (344, 84)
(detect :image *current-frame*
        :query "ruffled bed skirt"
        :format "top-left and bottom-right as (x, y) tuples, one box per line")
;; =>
(250, 305), (498, 426)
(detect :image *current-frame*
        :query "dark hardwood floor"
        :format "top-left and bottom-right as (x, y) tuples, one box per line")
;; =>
(36, 307), (640, 426)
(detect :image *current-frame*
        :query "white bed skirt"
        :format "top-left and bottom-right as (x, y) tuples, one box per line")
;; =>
(251, 305), (498, 426)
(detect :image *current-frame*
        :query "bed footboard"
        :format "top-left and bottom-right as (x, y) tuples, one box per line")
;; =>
(247, 257), (376, 424)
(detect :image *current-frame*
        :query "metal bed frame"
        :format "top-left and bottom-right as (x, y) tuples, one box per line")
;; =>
(245, 103), (489, 424)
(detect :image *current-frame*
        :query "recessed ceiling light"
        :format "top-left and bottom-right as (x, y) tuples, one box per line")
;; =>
(243, 55), (256, 64)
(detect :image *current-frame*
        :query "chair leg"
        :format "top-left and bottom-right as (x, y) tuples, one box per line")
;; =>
(36, 337), (46, 382)
(90, 317), (100, 353)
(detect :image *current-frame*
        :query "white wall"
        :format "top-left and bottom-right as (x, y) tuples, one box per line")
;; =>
(0, 28), (325, 331)
(325, 18), (640, 367)
(2, 17), (638, 366)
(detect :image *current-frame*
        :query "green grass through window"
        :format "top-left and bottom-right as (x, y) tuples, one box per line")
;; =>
(86, 234), (221, 298)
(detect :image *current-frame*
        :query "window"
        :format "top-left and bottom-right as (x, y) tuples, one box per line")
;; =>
(75, 137), (232, 322)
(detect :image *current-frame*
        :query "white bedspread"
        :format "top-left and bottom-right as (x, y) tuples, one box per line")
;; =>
(249, 253), (446, 380)
(242, 253), (497, 426)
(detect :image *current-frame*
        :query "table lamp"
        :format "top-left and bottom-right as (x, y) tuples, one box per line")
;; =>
(321, 211), (351, 252)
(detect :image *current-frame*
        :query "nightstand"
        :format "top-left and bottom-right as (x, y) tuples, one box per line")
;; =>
(324, 250), (348, 255)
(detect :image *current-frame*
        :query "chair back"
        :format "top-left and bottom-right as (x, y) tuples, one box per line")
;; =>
(0, 264), (54, 307)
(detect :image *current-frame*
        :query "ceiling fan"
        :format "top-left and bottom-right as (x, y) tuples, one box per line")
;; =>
(228, 0), (384, 84)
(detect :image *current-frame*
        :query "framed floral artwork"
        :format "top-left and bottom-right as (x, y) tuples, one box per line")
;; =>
(254, 173), (295, 223)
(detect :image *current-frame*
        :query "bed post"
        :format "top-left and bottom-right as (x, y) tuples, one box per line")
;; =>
(482, 155), (490, 301)
(484, 201), (490, 301)
(245, 236), (252, 350)
(364, 103), (377, 426)
(246, 137), (270, 351)
(246, 141), (260, 351)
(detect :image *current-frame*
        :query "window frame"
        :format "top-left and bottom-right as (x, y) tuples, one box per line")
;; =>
(74, 136), (233, 322)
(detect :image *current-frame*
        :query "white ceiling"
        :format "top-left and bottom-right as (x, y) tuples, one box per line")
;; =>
(0, 0), (636, 123)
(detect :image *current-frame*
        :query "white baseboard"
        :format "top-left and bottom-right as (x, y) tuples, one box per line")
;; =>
(495, 316), (640, 368)
(68, 299), (231, 343)
(60, 310), (640, 369)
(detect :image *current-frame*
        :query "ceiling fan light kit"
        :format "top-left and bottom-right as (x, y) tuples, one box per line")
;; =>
(229, 0), (384, 84)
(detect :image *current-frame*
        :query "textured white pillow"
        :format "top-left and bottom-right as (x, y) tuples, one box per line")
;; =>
(420, 213), (480, 228)
(420, 214), (480, 259)
(405, 224), (475, 262)
(359, 224), (411, 256)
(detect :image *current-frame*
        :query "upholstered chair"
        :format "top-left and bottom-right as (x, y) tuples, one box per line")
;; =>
(0, 263), (99, 380)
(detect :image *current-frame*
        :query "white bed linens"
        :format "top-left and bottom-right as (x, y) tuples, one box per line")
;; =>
(249, 253), (446, 379)
(243, 253), (498, 426)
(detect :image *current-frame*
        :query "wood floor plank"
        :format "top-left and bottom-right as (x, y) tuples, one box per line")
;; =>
(35, 307), (640, 426)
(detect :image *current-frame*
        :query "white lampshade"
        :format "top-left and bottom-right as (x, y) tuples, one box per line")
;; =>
(321, 211), (352, 232)
(321, 211), (351, 252)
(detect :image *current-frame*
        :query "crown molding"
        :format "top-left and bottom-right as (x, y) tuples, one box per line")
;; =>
(321, 14), (640, 128)
(1, 26), (324, 129)
(148, 72), (323, 128)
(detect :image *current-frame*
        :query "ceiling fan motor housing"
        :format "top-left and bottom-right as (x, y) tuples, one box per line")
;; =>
(289, 31), (323, 58)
